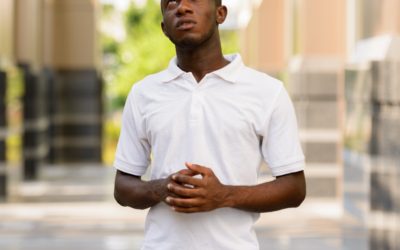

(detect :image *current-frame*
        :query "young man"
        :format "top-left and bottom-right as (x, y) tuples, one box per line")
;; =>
(113, 0), (306, 249)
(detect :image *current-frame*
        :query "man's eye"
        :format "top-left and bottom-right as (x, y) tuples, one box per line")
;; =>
(166, 0), (177, 8)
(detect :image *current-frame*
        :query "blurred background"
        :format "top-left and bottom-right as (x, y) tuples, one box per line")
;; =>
(0, 0), (399, 249)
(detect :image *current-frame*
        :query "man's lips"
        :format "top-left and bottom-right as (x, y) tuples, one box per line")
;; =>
(176, 19), (196, 30)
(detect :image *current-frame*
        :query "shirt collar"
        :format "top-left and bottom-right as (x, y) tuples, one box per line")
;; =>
(160, 53), (244, 84)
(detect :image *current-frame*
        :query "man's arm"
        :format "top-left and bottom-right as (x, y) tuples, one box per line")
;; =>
(165, 163), (306, 213)
(114, 168), (197, 209)
(114, 170), (168, 209)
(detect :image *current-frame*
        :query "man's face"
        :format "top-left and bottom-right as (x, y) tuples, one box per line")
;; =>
(161, 0), (226, 49)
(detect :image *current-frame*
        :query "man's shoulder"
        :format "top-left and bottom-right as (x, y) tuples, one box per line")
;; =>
(238, 64), (283, 93)
(130, 69), (170, 92)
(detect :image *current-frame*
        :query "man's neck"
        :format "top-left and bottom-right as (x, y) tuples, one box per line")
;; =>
(175, 33), (229, 83)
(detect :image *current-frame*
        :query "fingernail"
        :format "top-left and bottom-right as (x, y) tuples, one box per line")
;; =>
(172, 175), (177, 180)
(166, 197), (171, 203)
(167, 184), (172, 190)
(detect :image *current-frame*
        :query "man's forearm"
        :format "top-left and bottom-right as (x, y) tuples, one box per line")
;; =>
(114, 170), (168, 209)
(223, 171), (306, 213)
(166, 164), (306, 213)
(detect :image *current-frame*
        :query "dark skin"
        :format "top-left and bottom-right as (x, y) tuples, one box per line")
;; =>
(114, 0), (306, 213)
(160, 0), (229, 81)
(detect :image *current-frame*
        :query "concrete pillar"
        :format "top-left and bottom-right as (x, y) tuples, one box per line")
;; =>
(351, 59), (400, 250)
(14, 0), (44, 71)
(0, 0), (15, 197)
(42, 0), (102, 163)
(14, 0), (49, 180)
(0, 0), (15, 66)
(0, 71), (7, 199)
(346, 1), (400, 248)
(240, 0), (289, 75)
(366, 52), (400, 250)
(297, 0), (347, 57)
(19, 63), (49, 180)
(289, 0), (346, 200)
(42, 0), (100, 69)
(13, 0), (102, 171)
(1, 0), (102, 182)
(361, 0), (400, 38)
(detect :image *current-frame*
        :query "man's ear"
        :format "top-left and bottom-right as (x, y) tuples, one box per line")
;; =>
(216, 5), (227, 24)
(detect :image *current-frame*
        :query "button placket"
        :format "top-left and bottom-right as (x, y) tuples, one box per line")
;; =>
(190, 89), (202, 122)
(184, 73), (207, 123)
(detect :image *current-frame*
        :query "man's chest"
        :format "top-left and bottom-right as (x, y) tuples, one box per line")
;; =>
(139, 87), (265, 144)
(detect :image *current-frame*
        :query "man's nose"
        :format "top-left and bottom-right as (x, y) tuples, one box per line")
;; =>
(176, 0), (193, 15)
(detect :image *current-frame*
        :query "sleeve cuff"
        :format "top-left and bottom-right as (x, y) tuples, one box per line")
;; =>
(113, 158), (148, 176)
(269, 158), (305, 177)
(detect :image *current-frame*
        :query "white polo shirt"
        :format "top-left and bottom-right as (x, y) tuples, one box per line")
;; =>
(114, 54), (305, 250)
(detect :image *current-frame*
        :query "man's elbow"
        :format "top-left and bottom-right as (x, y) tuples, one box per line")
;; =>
(113, 184), (151, 210)
(292, 180), (306, 207)
(293, 187), (306, 207)
(114, 187), (128, 207)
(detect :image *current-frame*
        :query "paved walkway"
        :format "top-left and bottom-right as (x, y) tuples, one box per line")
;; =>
(0, 164), (368, 250)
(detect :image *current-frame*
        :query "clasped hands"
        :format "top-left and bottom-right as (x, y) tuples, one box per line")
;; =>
(164, 162), (230, 213)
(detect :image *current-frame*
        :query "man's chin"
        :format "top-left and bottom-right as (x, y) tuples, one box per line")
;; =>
(171, 37), (204, 49)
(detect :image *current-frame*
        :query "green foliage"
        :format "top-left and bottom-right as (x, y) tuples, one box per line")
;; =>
(5, 66), (23, 163)
(102, 4), (115, 18)
(220, 30), (239, 55)
(103, 0), (175, 111)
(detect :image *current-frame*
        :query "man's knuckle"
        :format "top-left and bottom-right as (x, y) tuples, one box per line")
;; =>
(168, 199), (175, 205)
(180, 176), (188, 182)
(180, 189), (190, 197)
(199, 190), (207, 197)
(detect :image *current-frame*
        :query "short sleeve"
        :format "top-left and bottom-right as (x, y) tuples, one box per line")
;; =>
(113, 87), (151, 176)
(261, 86), (305, 177)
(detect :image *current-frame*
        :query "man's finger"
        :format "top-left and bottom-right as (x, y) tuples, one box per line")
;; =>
(172, 206), (201, 213)
(185, 162), (212, 176)
(167, 182), (202, 197)
(170, 169), (197, 186)
(177, 168), (197, 176)
(166, 196), (202, 208)
(172, 174), (204, 187)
